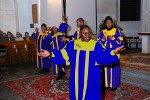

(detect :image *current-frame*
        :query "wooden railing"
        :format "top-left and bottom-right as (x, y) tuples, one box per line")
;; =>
(123, 37), (142, 49)
(0, 40), (37, 65)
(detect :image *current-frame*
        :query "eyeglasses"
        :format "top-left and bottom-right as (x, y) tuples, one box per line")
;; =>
(82, 32), (92, 34)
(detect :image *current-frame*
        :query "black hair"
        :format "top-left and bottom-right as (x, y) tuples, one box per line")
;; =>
(41, 23), (47, 30)
(80, 25), (91, 32)
(104, 16), (113, 29)
(25, 32), (29, 34)
(51, 26), (58, 36)
(77, 18), (84, 23)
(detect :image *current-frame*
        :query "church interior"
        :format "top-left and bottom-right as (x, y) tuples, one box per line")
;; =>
(0, 0), (150, 100)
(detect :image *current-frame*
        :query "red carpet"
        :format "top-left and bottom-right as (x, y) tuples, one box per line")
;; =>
(121, 53), (150, 71)
(0, 74), (150, 100)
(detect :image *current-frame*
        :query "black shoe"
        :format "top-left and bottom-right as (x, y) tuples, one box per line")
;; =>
(56, 71), (66, 80)
(110, 87), (117, 91)
(39, 68), (50, 74)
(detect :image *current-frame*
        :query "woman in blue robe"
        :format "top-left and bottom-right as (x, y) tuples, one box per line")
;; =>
(97, 16), (124, 91)
(37, 23), (52, 73)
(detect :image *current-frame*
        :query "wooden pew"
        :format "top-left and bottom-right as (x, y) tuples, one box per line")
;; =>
(0, 40), (37, 65)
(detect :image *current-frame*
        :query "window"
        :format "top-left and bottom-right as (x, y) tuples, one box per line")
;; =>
(120, 0), (141, 21)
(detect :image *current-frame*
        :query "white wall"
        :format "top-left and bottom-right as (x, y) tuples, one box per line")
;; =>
(38, 0), (63, 31)
(97, 0), (142, 37)
(141, 0), (150, 32)
(66, 0), (96, 35)
(0, 0), (16, 34)
(97, 0), (116, 32)
(47, 0), (63, 28)
(1, 0), (149, 37)
(16, 0), (40, 36)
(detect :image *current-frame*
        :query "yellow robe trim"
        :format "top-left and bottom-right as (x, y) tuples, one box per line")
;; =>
(105, 67), (108, 87)
(102, 28), (117, 36)
(82, 51), (90, 100)
(74, 39), (96, 51)
(110, 50), (120, 59)
(56, 65), (58, 74)
(75, 50), (80, 100)
(60, 49), (70, 66)
(110, 64), (113, 88)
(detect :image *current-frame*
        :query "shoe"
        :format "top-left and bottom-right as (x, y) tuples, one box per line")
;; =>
(56, 71), (66, 80)
(39, 68), (50, 74)
(110, 87), (117, 91)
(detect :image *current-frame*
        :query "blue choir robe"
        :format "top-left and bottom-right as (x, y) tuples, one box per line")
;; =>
(49, 39), (120, 100)
(58, 20), (69, 35)
(51, 32), (66, 74)
(37, 32), (52, 69)
(97, 28), (124, 88)
(31, 32), (39, 39)
(72, 28), (80, 40)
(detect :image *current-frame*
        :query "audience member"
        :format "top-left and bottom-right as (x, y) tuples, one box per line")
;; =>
(15, 32), (24, 41)
(6, 31), (15, 41)
(24, 32), (31, 41)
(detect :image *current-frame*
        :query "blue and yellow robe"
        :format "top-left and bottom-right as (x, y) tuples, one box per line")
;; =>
(58, 20), (69, 35)
(51, 32), (66, 74)
(31, 32), (39, 39)
(49, 39), (120, 100)
(37, 32), (52, 69)
(72, 29), (80, 40)
(97, 28), (124, 88)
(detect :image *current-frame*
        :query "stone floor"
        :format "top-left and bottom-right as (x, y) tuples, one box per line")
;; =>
(0, 63), (41, 100)
(0, 48), (147, 100)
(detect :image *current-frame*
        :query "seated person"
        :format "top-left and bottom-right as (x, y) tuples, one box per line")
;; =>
(24, 32), (31, 41)
(15, 32), (24, 41)
(6, 31), (15, 41)
(1, 33), (7, 41)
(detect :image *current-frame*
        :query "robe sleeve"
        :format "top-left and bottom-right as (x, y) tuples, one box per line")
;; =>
(97, 31), (106, 45)
(50, 41), (73, 66)
(72, 31), (78, 40)
(58, 21), (69, 34)
(113, 30), (124, 47)
(31, 32), (39, 39)
(95, 42), (120, 66)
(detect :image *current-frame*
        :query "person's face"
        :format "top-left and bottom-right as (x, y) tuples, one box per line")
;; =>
(35, 27), (39, 32)
(41, 26), (47, 33)
(76, 20), (84, 28)
(52, 27), (58, 33)
(25, 33), (29, 37)
(81, 28), (92, 42)
(105, 19), (113, 29)
(16, 33), (20, 37)
(7, 33), (11, 37)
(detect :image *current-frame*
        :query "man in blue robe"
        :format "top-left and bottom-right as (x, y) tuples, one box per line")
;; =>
(38, 25), (124, 100)
(51, 26), (66, 80)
